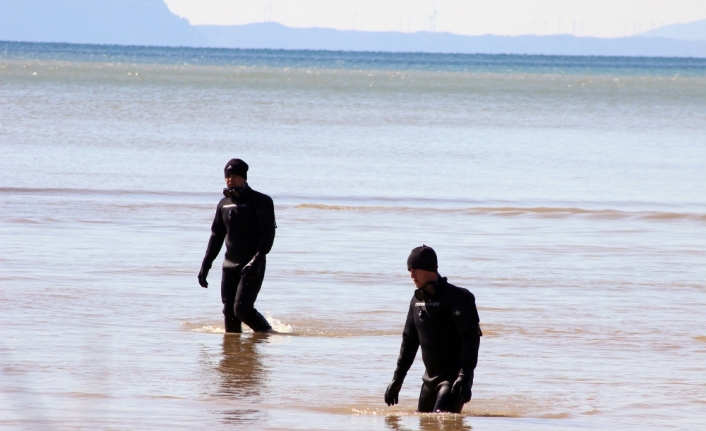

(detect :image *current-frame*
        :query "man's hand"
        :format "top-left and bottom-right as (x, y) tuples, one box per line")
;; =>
(241, 253), (262, 278)
(384, 379), (403, 406)
(198, 267), (209, 288)
(451, 376), (472, 403)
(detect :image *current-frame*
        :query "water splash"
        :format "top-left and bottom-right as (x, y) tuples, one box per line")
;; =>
(265, 312), (293, 333)
(181, 312), (293, 334)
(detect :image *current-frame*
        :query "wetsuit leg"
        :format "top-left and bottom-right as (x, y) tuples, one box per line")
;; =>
(233, 260), (272, 332)
(418, 381), (464, 413)
(432, 381), (463, 413)
(221, 269), (243, 333)
(418, 383), (437, 413)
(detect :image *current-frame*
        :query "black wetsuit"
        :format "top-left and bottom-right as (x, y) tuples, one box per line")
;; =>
(393, 276), (481, 413)
(201, 183), (276, 333)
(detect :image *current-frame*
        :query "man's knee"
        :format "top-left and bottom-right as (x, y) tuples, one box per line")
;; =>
(234, 301), (255, 319)
(222, 303), (234, 317)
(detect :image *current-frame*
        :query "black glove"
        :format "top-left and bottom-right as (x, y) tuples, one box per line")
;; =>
(384, 379), (403, 406)
(240, 253), (262, 278)
(451, 375), (472, 403)
(198, 267), (209, 288)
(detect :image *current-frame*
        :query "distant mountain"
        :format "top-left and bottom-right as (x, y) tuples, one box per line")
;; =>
(197, 23), (706, 57)
(639, 19), (706, 41)
(1, 1), (706, 57)
(0, 0), (196, 46)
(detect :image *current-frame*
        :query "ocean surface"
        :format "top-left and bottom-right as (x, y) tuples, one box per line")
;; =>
(1, 42), (705, 430)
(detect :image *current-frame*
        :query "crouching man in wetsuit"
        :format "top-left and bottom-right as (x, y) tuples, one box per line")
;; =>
(385, 245), (482, 413)
(197, 158), (276, 333)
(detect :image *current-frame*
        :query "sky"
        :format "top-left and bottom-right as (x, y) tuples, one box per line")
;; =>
(164, 0), (706, 38)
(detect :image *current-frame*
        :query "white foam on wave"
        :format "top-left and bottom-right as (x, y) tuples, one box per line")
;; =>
(265, 312), (293, 333)
(181, 320), (224, 334)
(181, 312), (293, 334)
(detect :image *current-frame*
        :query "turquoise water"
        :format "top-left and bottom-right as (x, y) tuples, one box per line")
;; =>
(3, 41), (706, 75)
(1, 42), (705, 430)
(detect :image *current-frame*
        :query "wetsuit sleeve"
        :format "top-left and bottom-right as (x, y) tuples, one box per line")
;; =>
(201, 205), (226, 270)
(452, 291), (481, 381)
(255, 196), (277, 255)
(393, 301), (419, 382)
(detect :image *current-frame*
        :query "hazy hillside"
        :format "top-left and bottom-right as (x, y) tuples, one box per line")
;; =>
(639, 19), (706, 41)
(1, 1), (705, 57)
(0, 0), (195, 46)
(197, 22), (706, 57)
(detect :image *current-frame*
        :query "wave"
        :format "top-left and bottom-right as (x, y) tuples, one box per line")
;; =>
(4, 218), (45, 224)
(294, 203), (706, 222)
(0, 186), (212, 198)
(182, 315), (402, 338)
(348, 395), (560, 419)
(3, 217), (117, 225)
(182, 313), (293, 334)
(349, 407), (519, 418)
(4, 187), (704, 223)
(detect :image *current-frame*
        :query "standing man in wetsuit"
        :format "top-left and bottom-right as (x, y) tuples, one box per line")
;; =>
(384, 245), (482, 413)
(197, 158), (276, 333)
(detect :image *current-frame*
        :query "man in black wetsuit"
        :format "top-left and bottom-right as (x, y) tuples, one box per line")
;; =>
(385, 245), (482, 413)
(197, 158), (276, 333)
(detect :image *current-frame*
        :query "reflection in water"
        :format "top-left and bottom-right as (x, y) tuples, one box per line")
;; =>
(385, 414), (472, 431)
(214, 334), (269, 425)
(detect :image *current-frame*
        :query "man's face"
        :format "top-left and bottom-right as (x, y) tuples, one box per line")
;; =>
(225, 174), (246, 188)
(409, 268), (437, 289)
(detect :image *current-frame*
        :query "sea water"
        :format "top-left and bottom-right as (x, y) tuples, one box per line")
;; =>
(1, 42), (705, 430)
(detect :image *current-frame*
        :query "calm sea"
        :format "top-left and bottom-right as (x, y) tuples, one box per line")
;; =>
(1, 42), (705, 431)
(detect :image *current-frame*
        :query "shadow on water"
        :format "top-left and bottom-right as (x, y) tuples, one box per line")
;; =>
(213, 333), (269, 426)
(385, 414), (472, 431)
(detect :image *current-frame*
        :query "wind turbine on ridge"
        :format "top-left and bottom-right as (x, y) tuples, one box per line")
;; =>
(430, 3), (440, 33)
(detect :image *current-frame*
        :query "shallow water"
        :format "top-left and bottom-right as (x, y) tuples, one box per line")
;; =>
(1, 43), (705, 430)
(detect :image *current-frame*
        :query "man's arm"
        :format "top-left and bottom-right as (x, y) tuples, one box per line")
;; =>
(394, 303), (420, 381)
(241, 196), (276, 278)
(255, 196), (276, 255)
(457, 294), (481, 379)
(451, 291), (481, 402)
(202, 205), (227, 270)
(385, 301), (419, 406)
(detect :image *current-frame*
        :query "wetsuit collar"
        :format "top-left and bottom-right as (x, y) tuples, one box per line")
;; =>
(235, 183), (252, 200)
(429, 274), (450, 294)
(414, 274), (442, 301)
(223, 182), (251, 202)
